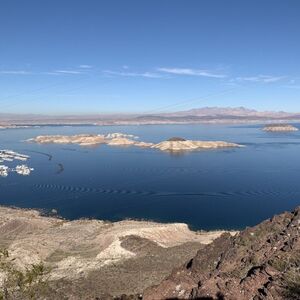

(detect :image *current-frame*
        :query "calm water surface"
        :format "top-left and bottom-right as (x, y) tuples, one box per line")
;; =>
(1, 124), (300, 230)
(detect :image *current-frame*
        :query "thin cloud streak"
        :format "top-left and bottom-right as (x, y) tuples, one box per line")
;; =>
(79, 65), (93, 69)
(157, 67), (227, 78)
(0, 67), (296, 88)
(236, 75), (285, 83)
(0, 70), (32, 75)
(283, 85), (300, 89)
(0, 69), (84, 76)
(103, 70), (166, 78)
(54, 70), (82, 74)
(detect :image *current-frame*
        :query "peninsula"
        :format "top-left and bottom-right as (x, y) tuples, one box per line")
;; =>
(27, 134), (242, 152)
(263, 124), (299, 132)
(0, 205), (230, 298)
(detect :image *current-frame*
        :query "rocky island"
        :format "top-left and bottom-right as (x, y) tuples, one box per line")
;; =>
(0, 150), (29, 163)
(0, 150), (33, 177)
(26, 133), (146, 147)
(263, 124), (299, 132)
(153, 137), (242, 152)
(27, 134), (242, 152)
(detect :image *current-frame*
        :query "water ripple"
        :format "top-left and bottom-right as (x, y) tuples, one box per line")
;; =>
(33, 183), (298, 198)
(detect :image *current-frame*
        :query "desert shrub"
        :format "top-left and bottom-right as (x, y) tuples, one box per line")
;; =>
(167, 137), (186, 141)
(0, 249), (50, 299)
(282, 268), (300, 299)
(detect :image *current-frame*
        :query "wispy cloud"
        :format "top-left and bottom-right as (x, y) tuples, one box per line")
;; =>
(79, 64), (92, 69)
(103, 70), (165, 78)
(54, 70), (82, 75)
(0, 70), (32, 75)
(0, 68), (85, 76)
(236, 75), (285, 83)
(41, 72), (61, 76)
(283, 84), (300, 89)
(157, 67), (227, 78)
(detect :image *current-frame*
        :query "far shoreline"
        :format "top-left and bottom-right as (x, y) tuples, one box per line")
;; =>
(1, 120), (300, 129)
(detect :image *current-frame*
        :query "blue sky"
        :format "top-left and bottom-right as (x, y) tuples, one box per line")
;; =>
(0, 0), (300, 114)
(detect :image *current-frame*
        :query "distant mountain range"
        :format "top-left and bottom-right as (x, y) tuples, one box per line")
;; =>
(1, 107), (300, 126)
(162, 106), (293, 117)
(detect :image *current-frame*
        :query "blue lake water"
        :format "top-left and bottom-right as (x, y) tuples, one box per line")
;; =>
(1, 124), (300, 230)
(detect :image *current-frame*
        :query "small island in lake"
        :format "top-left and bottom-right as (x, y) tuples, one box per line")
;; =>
(27, 134), (243, 152)
(153, 137), (242, 152)
(263, 124), (299, 132)
(0, 150), (33, 177)
(27, 133), (153, 148)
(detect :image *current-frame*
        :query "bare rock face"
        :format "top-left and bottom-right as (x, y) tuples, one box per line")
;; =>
(144, 207), (300, 300)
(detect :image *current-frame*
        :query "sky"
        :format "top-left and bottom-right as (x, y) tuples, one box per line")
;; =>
(0, 0), (300, 115)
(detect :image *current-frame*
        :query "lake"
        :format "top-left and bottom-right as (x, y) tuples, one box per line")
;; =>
(1, 124), (300, 230)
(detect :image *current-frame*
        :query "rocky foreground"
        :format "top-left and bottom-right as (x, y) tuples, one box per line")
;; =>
(0, 206), (299, 299)
(144, 206), (300, 300)
(27, 134), (242, 152)
(0, 206), (229, 299)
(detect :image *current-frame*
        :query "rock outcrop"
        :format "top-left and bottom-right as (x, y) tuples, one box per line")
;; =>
(144, 207), (300, 300)
(153, 140), (242, 152)
(27, 134), (152, 147)
(27, 134), (242, 152)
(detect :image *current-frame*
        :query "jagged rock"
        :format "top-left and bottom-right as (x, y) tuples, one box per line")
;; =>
(144, 207), (300, 300)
